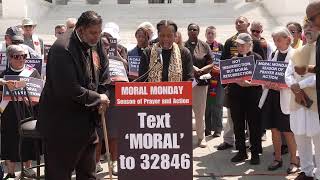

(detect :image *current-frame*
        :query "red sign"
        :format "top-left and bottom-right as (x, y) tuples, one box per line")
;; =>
(115, 82), (192, 107)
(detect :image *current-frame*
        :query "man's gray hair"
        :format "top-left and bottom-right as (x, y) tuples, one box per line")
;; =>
(271, 26), (293, 44)
(6, 44), (26, 60)
(251, 21), (263, 29)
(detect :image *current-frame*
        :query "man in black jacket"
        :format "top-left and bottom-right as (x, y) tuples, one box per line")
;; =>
(38, 11), (110, 180)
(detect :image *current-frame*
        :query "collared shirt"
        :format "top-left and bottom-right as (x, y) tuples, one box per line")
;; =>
(184, 39), (213, 68)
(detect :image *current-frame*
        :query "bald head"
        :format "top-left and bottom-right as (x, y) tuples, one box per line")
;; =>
(66, 18), (77, 30)
(306, 1), (320, 29)
(235, 16), (250, 33)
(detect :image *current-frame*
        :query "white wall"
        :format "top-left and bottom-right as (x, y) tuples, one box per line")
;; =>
(261, 0), (311, 25)
(2, 0), (52, 21)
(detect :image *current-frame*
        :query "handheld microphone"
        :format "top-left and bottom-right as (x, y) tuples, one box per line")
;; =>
(157, 48), (163, 65)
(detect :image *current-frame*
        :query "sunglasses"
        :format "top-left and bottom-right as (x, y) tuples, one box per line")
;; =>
(308, 12), (320, 22)
(11, 54), (27, 60)
(188, 29), (198, 32)
(251, 30), (262, 34)
(23, 25), (33, 28)
(290, 30), (298, 34)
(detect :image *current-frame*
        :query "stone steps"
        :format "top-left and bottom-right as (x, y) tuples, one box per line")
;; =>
(32, 0), (278, 46)
(0, 0), (279, 48)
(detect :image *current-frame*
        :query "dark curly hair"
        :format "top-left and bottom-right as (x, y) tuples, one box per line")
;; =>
(286, 22), (303, 33)
(156, 20), (178, 33)
(75, 11), (102, 29)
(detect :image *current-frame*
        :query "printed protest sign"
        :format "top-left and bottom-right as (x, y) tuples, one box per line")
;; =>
(211, 51), (222, 65)
(220, 55), (255, 84)
(128, 56), (141, 78)
(251, 60), (288, 88)
(26, 58), (42, 75)
(108, 38), (117, 56)
(109, 58), (129, 83)
(115, 82), (193, 180)
(44, 44), (51, 63)
(2, 75), (44, 102)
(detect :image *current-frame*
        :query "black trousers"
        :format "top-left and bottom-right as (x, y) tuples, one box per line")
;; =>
(229, 89), (262, 155)
(44, 134), (97, 180)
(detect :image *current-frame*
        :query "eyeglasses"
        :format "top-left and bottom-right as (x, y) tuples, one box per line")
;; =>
(308, 12), (320, 22)
(188, 29), (198, 32)
(11, 54), (27, 60)
(251, 30), (262, 34)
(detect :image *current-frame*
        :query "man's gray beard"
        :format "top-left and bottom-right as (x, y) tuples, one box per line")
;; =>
(88, 43), (98, 47)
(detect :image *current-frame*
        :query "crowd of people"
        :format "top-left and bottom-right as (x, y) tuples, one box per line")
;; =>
(0, 1), (319, 180)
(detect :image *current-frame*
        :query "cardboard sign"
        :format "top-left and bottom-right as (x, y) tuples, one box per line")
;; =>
(108, 38), (117, 57)
(220, 55), (255, 84)
(109, 58), (129, 83)
(26, 58), (42, 75)
(128, 56), (141, 78)
(211, 51), (222, 65)
(115, 82), (193, 180)
(2, 75), (44, 102)
(251, 60), (288, 88)
(44, 44), (51, 63)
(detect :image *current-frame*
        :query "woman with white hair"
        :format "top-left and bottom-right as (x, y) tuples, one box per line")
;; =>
(0, 44), (41, 179)
(259, 27), (299, 173)
(138, 22), (158, 46)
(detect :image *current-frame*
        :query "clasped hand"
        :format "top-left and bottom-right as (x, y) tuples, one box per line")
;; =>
(98, 94), (110, 114)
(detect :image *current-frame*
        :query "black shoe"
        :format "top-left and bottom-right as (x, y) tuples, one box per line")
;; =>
(294, 172), (313, 180)
(268, 160), (283, 171)
(212, 131), (221, 138)
(4, 173), (15, 179)
(217, 142), (233, 150)
(231, 152), (248, 162)
(205, 130), (212, 137)
(250, 154), (260, 165)
(287, 163), (300, 174)
(96, 163), (103, 173)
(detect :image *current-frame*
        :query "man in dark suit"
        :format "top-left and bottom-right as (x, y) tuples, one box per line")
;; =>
(38, 11), (110, 180)
(307, 1), (320, 116)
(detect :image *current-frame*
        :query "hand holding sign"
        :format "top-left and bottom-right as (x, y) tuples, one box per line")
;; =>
(6, 80), (26, 91)
(294, 66), (307, 75)
(264, 81), (281, 91)
(308, 65), (316, 73)
(236, 80), (251, 87)
(98, 94), (110, 113)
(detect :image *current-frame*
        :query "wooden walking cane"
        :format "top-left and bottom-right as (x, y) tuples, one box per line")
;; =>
(100, 110), (113, 180)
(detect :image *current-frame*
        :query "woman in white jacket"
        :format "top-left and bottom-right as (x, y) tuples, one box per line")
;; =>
(259, 27), (299, 173)
(285, 21), (320, 180)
